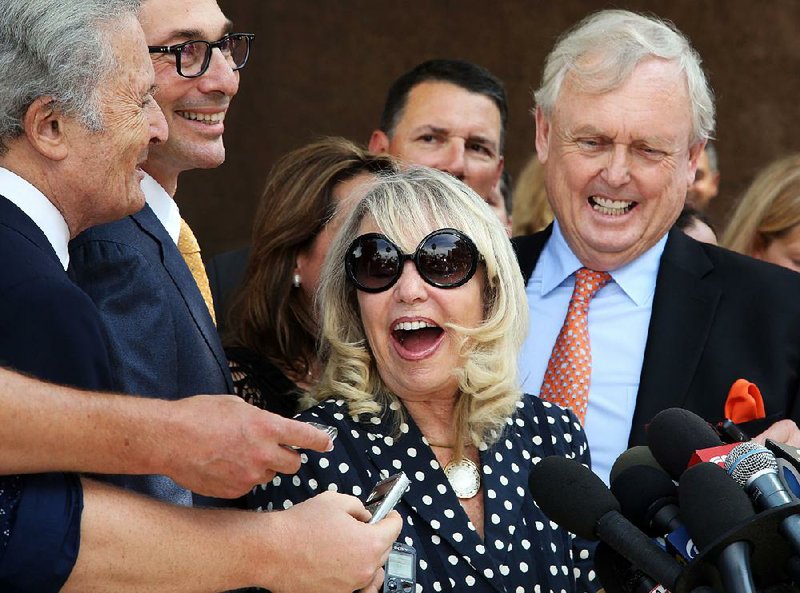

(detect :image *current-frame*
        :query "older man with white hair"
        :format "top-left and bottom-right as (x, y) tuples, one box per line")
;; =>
(514, 9), (800, 485)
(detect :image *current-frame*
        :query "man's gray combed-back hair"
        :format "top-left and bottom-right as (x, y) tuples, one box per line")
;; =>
(0, 0), (141, 153)
(534, 9), (715, 143)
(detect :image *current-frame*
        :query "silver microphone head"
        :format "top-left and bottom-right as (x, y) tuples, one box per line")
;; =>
(724, 441), (778, 487)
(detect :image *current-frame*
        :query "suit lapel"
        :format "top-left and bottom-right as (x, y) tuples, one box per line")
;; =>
(361, 413), (509, 592)
(131, 206), (233, 391)
(630, 230), (720, 444)
(511, 225), (551, 286)
(0, 195), (63, 268)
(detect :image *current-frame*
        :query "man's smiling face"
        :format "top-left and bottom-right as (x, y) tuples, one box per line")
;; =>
(536, 58), (704, 271)
(139, 0), (239, 188)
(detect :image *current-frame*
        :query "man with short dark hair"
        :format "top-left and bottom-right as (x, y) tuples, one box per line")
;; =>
(369, 58), (507, 203)
(70, 0), (250, 506)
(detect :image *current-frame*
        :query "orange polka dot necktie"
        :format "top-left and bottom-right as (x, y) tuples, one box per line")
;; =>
(539, 267), (611, 424)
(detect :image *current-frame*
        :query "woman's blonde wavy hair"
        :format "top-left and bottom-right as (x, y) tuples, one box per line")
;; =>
(721, 154), (800, 257)
(306, 167), (529, 458)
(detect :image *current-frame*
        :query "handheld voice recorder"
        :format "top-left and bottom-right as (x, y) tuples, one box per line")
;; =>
(365, 471), (410, 524)
(383, 541), (416, 593)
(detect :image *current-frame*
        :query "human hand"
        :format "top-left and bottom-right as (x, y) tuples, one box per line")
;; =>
(262, 491), (401, 593)
(357, 567), (386, 593)
(753, 419), (800, 448)
(161, 394), (333, 498)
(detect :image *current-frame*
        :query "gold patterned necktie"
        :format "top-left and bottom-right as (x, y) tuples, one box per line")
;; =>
(177, 218), (216, 325)
(539, 267), (611, 423)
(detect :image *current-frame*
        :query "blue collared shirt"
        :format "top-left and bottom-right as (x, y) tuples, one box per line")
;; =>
(518, 220), (667, 484)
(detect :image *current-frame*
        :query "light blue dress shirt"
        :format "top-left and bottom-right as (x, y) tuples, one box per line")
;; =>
(518, 221), (667, 484)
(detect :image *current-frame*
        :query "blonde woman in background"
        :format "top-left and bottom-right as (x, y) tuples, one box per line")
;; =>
(722, 154), (800, 273)
(510, 154), (553, 236)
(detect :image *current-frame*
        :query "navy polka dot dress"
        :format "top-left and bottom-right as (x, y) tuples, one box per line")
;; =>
(249, 396), (596, 593)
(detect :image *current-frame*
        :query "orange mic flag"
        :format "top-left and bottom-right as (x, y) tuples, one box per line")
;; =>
(724, 378), (766, 424)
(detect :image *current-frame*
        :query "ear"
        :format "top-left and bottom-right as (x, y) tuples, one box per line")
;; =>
(23, 96), (69, 161)
(686, 140), (706, 190)
(534, 107), (551, 163)
(293, 254), (306, 279)
(750, 234), (768, 260)
(368, 129), (390, 154)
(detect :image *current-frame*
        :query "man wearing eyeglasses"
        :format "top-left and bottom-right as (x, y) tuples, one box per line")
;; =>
(69, 0), (252, 506)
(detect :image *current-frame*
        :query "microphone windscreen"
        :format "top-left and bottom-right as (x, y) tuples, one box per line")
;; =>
(610, 445), (666, 485)
(647, 408), (723, 480)
(678, 462), (756, 549)
(594, 541), (655, 593)
(529, 455), (619, 540)
(611, 465), (677, 534)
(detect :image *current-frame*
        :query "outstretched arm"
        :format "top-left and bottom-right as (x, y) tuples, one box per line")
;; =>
(0, 367), (332, 497)
(65, 482), (401, 593)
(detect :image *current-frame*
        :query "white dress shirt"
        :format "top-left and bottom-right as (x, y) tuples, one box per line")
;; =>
(518, 220), (667, 484)
(0, 167), (71, 270)
(141, 172), (181, 245)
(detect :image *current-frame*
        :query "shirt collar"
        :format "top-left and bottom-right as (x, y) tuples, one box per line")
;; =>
(540, 219), (667, 306)
(141, 172), (181, 245)
(0, 166), (71, 270)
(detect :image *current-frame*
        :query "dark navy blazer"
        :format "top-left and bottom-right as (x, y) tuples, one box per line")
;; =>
(70, 203), (233, 505)
(0, 195), (111, 593)
(0, 196), (112, 389)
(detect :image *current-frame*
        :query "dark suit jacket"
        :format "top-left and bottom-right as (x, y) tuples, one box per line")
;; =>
(0, 196), (112, 390)
(513, 226), (800, 445)
(206, 245), (250, 337)
(69, 204), (233, 504)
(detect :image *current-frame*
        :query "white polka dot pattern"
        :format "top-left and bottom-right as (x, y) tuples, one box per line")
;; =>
(248, 396), (596, 593)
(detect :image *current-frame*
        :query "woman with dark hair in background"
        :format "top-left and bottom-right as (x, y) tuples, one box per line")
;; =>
(226, 137), (396, 416)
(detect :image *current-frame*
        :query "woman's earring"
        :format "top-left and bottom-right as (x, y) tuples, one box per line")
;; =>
(292, 273), (302, 288)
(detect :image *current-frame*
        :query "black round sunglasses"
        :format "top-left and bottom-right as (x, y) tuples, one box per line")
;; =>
(345, 228), (482, 293)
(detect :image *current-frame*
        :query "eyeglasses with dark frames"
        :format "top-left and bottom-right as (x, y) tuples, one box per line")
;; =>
(345, 228), (483, 293)
(148, 32), (255, 79)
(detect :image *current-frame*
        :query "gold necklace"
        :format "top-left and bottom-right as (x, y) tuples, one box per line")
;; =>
(428, 442), (481, 499)
(443, 458), (481, 499)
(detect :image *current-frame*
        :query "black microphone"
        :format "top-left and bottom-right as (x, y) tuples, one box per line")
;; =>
(679, 462), (757, 593)
(610, 446), (667, 485)
(594, 542), (665, 593)
(611, 463), (699, 563)
(528, 456), (683, 589)
(724, 441), (800, 555)
(611, 464), (681, 537)
(646, 408), (724, 480)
